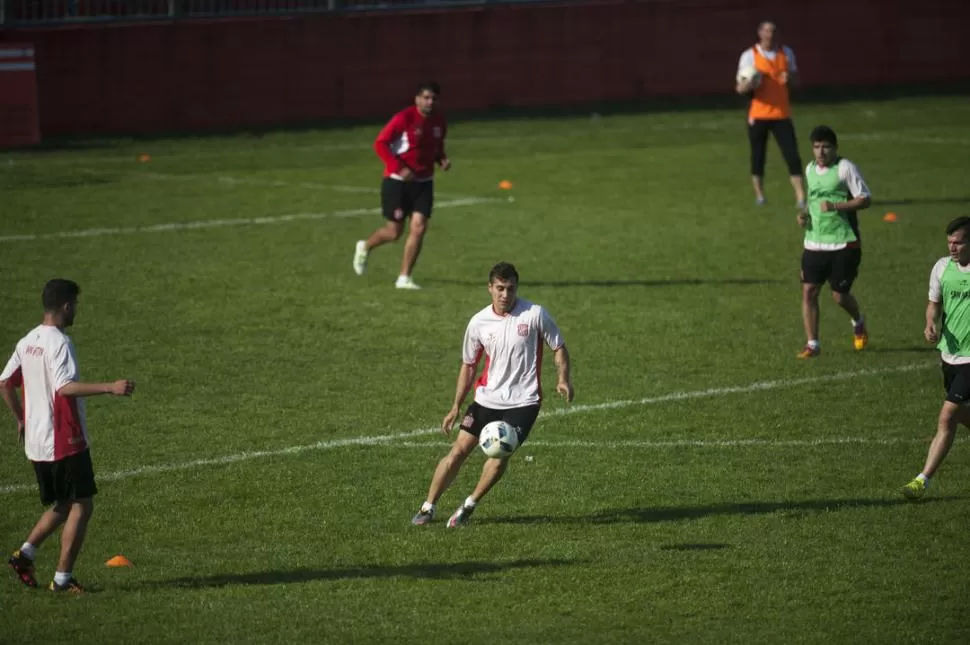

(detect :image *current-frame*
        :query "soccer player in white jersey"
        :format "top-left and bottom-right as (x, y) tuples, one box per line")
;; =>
(2, 279), (135, 593)
(411, 262), (574, 527)
(901, 217), (970, 499)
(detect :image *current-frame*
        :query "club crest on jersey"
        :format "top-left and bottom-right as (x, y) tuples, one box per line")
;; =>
(414, 128), (422, 137)
(517, 324), (529, 337)
(433, 127), (442, 138)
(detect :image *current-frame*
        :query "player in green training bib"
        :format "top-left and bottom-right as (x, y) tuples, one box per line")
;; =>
(795, 126), (872, 358)
(901, 216), (970, 500)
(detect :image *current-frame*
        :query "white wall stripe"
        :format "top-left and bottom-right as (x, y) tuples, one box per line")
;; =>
(0, 63), (36, 71)
(0, 362), (934, 495)
(0, 48), (34, 58)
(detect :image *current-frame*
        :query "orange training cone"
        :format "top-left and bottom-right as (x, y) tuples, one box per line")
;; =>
(498, 180), (513, 190)
(137, 153), (151, 163)
(105, 555), (133, 567)
(883, 212), (898, 222)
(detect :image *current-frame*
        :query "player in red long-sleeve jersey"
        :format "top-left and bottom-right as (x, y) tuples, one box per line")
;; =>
(353, 81), (451, 290)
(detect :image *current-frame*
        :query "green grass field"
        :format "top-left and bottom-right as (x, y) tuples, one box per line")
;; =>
(1, 93), (969, 644)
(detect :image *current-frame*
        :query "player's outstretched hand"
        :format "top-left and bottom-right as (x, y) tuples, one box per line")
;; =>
(439, 157), (452, 172)
(111, 380), (136, 396)
(557, 381), (574, 403)
(925, 325), (940, 344)
(441, 405), (459, 435)
(796, 211), (809, 228)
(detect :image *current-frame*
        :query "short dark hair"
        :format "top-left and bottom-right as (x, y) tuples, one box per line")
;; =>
(945, 216), (970, 237)
(42, 279), (80, 312)
(416, 81), (440, 96)
(810, 125), (838, 146)
(488, 262), (519, 284)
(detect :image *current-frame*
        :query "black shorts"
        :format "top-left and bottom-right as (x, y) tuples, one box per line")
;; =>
(32, 449), (98, 506)
(942, 361), (970, 405)
(381, 178), (434, 222)
(747, 118), (803, 177)
(459, 402), (541, 443)
(801, 247), (862, 293)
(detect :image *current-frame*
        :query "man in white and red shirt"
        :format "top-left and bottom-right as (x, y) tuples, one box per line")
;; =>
(353, 81), (451, 290)
(2, 279), (135, 593)
(411, 262), (574, 527)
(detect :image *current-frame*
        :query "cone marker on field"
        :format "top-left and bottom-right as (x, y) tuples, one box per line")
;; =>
(105, 555), (133, 567)
(137, 153), (151, 163)
(498, 180), (513, 190)
(883, 212), (898, 222)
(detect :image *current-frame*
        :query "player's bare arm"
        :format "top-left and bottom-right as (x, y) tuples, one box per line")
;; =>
(441, 363), (477, 434)
(820, 195), (871, 213)
(553, 345), (574, 402)
(925, 300), (942, 343)
(0, 377), (26, 442)
(736, 78), (755, 95)
(58, 380), (136, 397)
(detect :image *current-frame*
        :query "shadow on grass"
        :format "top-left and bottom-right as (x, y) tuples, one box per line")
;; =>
(150, 558), (575, 589)
(423, 278), (783, 289)
(10, 81), (968, 151)
(660, 543), (731, 552)
(0, 171), (118, 190)
(487, 496), (966, 526)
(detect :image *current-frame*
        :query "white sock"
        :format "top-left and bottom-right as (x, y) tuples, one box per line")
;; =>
(53, 571), (72, 586)
(807, 340), (820, 350)
(420, 501), (435, 513)
(19, 542), (36, 560)
(852, 315), (865, 328)
(463, 496), (477, 509)
(917, 473), (930, 486)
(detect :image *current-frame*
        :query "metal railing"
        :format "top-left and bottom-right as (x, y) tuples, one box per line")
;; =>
(1, 0), (565, 25)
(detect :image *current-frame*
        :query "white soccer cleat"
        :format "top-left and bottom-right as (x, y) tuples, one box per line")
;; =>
(395, 275), (421, 290)
(353, 240), (368, 276)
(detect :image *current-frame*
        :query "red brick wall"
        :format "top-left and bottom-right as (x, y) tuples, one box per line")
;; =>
(1, 0), (967, 137)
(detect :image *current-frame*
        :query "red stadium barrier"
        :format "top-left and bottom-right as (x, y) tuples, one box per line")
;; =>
(0, 0), (966, 140)
(0, 44), (41, 146)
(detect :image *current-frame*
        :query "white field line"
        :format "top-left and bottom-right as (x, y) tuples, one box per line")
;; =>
(142, 172), (474, 200)
(393, 436), (962, 450)
(146, 171), (379, 195)
(0, 362), (934, 495)
(0, 197), (501, 243)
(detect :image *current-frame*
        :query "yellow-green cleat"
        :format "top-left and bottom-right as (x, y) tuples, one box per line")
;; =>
(49, 577), (84, 593)
(900, 477), (926, 501)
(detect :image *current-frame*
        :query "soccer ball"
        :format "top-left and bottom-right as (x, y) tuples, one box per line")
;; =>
(479, 421), (520, 459)
(736, 65), (762, 88)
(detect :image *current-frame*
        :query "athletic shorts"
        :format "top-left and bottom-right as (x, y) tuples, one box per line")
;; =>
(381, 178), (434, 222)
(801, 247), (862, 293)
(459, 402), (541, 443)
(942, 361), (970, 405)
(747, 118), (803, 177)
(32, 449), (98, 506)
